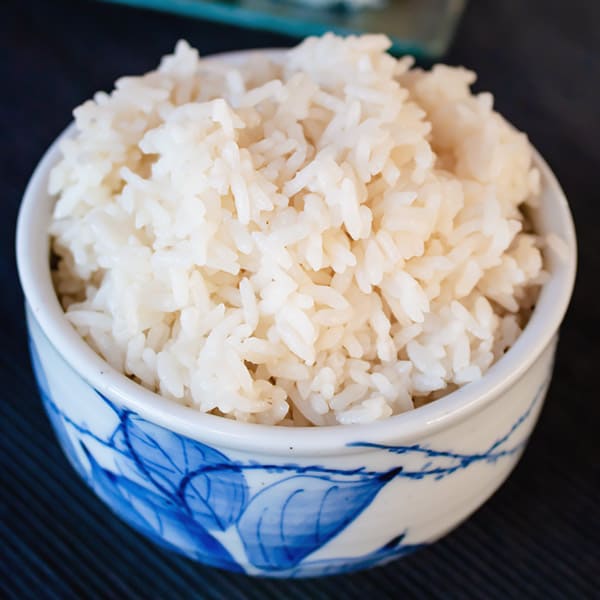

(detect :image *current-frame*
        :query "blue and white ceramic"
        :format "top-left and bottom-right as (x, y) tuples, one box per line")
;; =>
(17, 51), (576, 578)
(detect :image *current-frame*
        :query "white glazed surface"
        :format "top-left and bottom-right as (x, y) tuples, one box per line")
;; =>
(16, 50), (576, 576)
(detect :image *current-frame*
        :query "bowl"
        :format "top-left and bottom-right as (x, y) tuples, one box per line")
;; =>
(16, 51), (576, 578)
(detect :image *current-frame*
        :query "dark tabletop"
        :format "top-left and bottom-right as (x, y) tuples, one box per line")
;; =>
(2, 0), (599, 598)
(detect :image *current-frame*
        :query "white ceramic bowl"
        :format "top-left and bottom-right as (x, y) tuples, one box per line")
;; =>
(16, 51), (576, 578)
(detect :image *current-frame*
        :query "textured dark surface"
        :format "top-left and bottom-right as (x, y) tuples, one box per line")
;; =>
(2, 0), (599, 597)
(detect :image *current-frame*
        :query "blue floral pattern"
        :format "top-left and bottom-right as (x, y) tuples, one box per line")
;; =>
(29, 334), (548, 576)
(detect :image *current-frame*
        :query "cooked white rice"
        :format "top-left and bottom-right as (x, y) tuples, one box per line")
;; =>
(49, 34), (545, 426)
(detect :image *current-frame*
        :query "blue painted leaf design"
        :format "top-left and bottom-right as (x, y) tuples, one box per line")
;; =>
(181, 463), (248, 531)
(83, 442), (164, 533)
(347, 376), (551, 482)
(238, 468), (401, 570)
(95, 390), (125, 419)
(82, 444), (242, 571)
(291, 533), (423, 577)
(123, 415), (248, 530)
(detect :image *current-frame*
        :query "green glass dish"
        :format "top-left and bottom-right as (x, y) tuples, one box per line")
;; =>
(100, 0), (466, 59)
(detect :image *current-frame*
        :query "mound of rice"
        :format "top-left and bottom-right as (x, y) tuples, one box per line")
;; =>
(49, 34), (546, 426)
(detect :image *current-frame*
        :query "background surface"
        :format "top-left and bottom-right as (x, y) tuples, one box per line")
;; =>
(2, 0), (599, 597)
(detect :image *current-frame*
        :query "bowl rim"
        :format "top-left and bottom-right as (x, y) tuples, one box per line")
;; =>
(16, 49), (577, 454)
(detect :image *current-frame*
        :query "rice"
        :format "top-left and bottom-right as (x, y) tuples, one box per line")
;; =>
(49, 34), (545, 426)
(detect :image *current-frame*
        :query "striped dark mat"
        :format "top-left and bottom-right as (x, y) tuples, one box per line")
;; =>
(2, 0), (599, 597)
